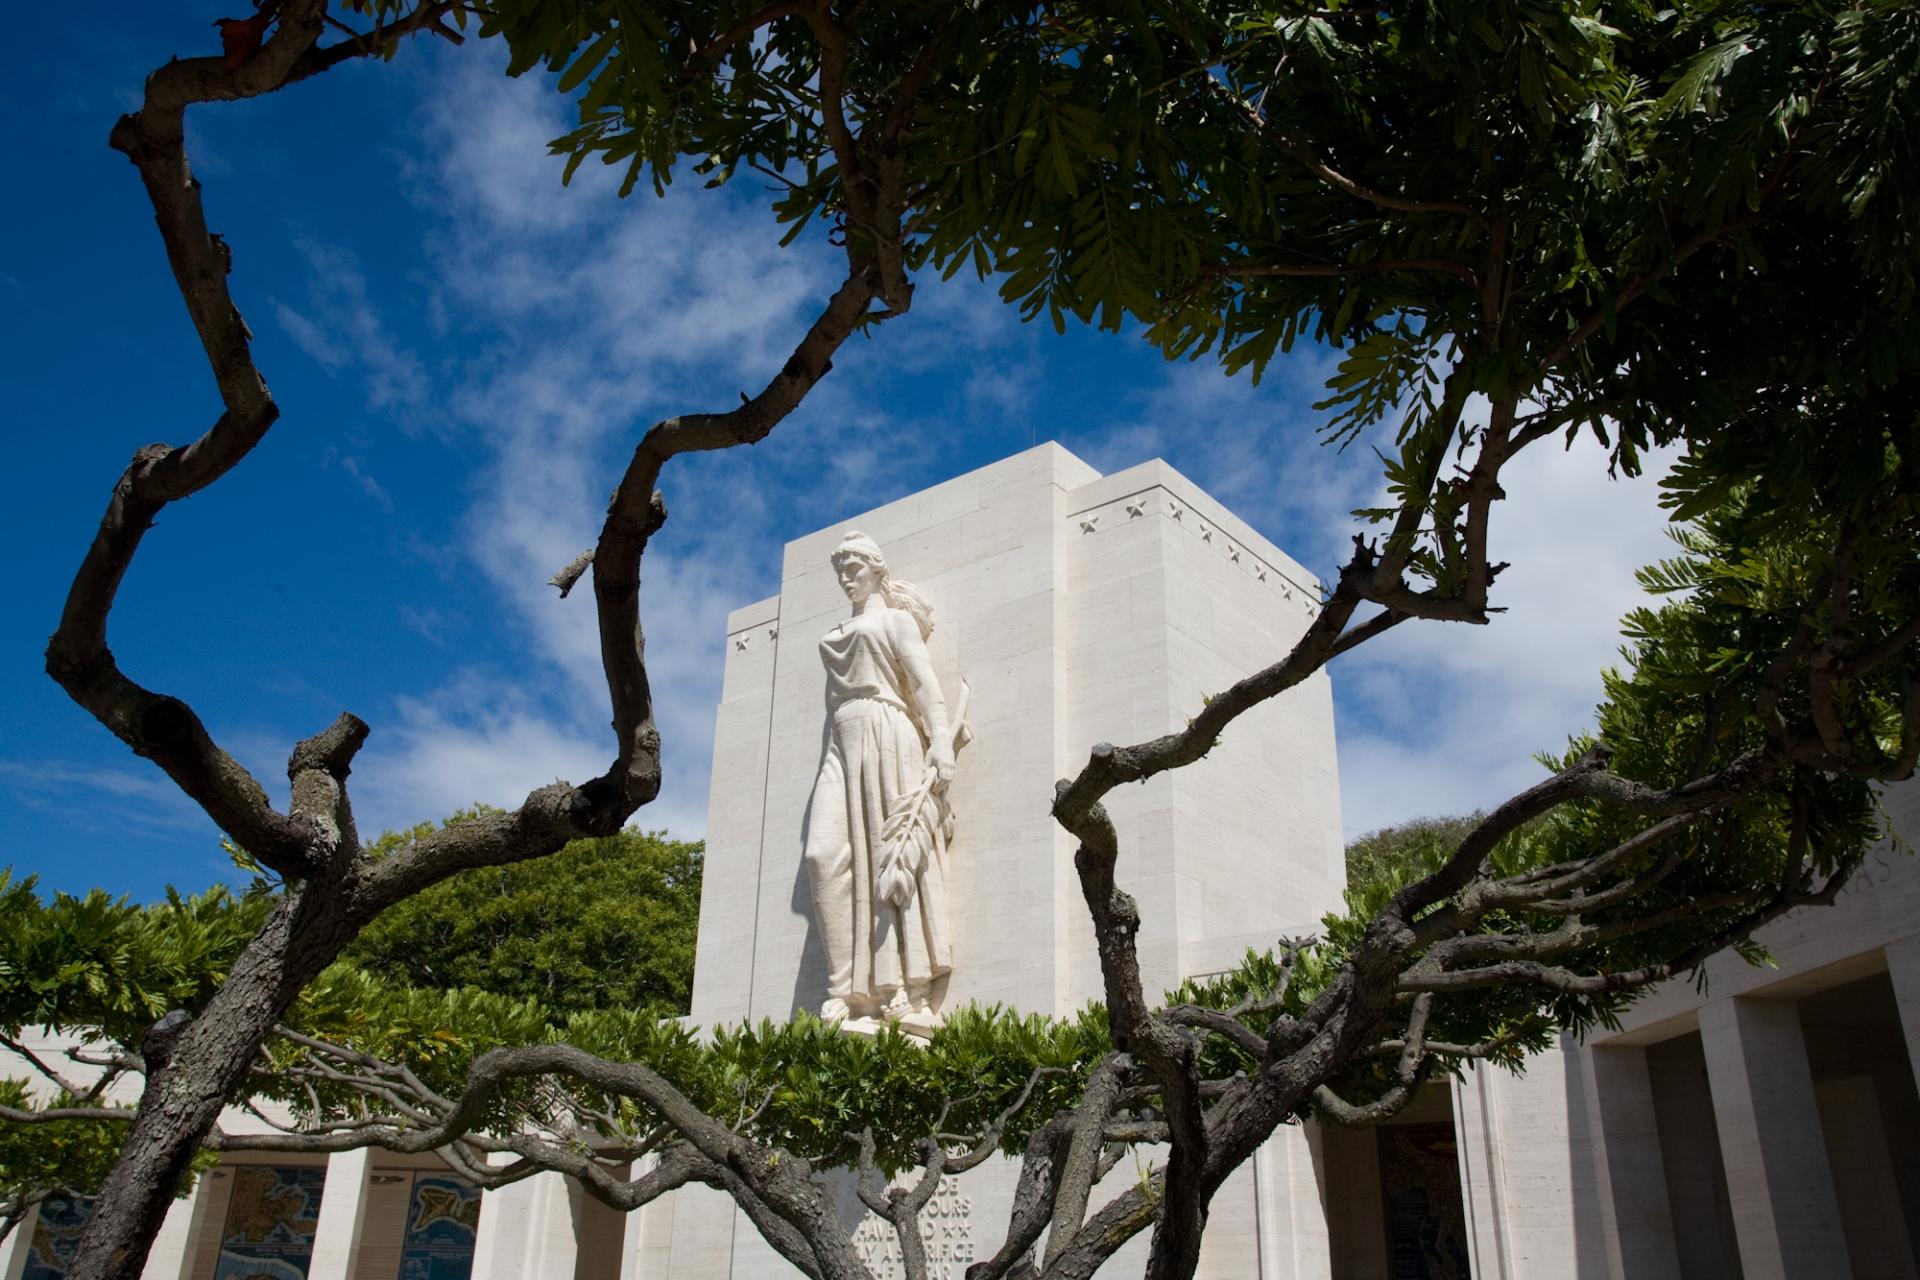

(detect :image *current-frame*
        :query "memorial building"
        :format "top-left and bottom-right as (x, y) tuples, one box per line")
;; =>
(6, 444), (1920, 1279)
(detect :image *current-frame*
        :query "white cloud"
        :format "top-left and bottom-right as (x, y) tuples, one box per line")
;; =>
(395, 55), (593, 235)
(0, 758), (210, 840)
(350, 674), (615, 836)
(284, 239), (428, 408)
(1333, 433), (1680, 839)
(261, 45), (862, 843)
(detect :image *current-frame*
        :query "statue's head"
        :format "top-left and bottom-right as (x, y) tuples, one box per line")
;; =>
(830, 530), (934, 638)
(831, 530), (888, 605)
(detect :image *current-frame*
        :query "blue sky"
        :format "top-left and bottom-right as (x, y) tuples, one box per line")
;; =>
(1, 11), (1682, 902)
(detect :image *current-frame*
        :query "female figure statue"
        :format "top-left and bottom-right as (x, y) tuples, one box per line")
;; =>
(804, 531), (965, 1033)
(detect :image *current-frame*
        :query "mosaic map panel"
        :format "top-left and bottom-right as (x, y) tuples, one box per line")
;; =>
(22, 1196), (94, 1280)
(214, 1165), (326, 1280)
(399, 1175), (481, 1280)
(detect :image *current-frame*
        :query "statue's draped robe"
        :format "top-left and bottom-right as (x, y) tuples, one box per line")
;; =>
(804, 607), (953, 1003)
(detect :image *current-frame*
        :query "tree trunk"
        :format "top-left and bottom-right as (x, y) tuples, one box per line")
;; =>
(64, 888), (349, 1280)
(1143, 1150), (1209, 1280)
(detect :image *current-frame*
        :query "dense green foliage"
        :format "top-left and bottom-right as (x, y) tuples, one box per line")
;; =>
(0, 854), (1102, 1177)
(274, 988), (1113, 1175)
(1, 819), (701, 1051)
(0, 874), (251, 1229)
(343, 823), (702, 1016)
(1343, 815), (1482, 897)
(0, 1078), (132, 1232)
(0, 872), (270, 1048)
(0, 821), (702, 1218)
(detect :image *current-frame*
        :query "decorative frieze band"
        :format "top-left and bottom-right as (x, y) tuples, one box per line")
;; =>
(727, 483), (1320, 654)
(1067, 486), (1322, 610)
(726, 618), (781, 653)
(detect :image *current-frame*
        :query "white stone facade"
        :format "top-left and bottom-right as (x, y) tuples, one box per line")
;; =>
(671, 443), (1345, 1279)
(691, 443), (1344, 1035)
(1457, 777), (1920, 1280)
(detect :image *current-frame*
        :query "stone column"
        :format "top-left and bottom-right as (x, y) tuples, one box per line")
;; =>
(140, 1175), (225, 1280)
(471, 1164), (581, 1280)
(0, 1207), (34, 1280)
(469, 1155), (514, 1279)
(570, 1177), (626, 1280)
(1815, 1075), (1916, 1279)
(1251, 1123), (1332, 1279)
(1886, 932), (1920, 1096)
(1317, 1124), (1388, 1278)
(619, 1160), (676, 1280)
(1579, 1044), (1680, 1280)
(1698, 996), (1851, 1279)
(1451, 1070), (1512, 1280)
(307, 1149), (374, 1280)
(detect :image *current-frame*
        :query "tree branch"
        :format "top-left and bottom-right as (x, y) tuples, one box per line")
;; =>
(1209, 256), (1481, 288)
(1203, 77), (1482, 221)
(690, 1), (807, 64)
(1537, 221), (1741, 375)
(0, 1035), (125, 1103)
(45, 0), (353, 884)
(1327, 608), (1407, 659)
(0, 1102), (137, 1124)
(287, 712), (371, 862)
(1398, 852), (1858, 996)
(1043, 1053), (1129, 1270)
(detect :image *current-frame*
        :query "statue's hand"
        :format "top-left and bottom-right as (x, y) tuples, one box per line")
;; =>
(928, 741), (956, 792)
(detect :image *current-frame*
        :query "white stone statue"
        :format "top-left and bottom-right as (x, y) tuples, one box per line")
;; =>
(804, 531), (970, 1035)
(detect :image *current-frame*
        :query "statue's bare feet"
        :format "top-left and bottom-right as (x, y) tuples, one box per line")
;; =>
(826, 995), (886, 1035)
(897, 985), (943, 1037)
(881, 988), (913, 1022)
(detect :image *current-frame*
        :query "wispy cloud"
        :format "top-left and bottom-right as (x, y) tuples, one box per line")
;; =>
(349, 673), (617, 837)
(273, 238), (428, 414)
(258, 47), (859, 843)
(0, 758), (210, 839)
(321, 447), (394, 512)
(1334, 434), (1679, 838)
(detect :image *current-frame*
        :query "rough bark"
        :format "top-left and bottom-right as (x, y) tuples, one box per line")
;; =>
(65, 888), (354, 1277)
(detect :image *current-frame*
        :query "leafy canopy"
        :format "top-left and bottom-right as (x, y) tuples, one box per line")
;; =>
(343, 819), (702, 1017)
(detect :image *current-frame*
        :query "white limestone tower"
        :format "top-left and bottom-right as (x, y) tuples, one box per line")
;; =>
(668, 443), (1345, 1280)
